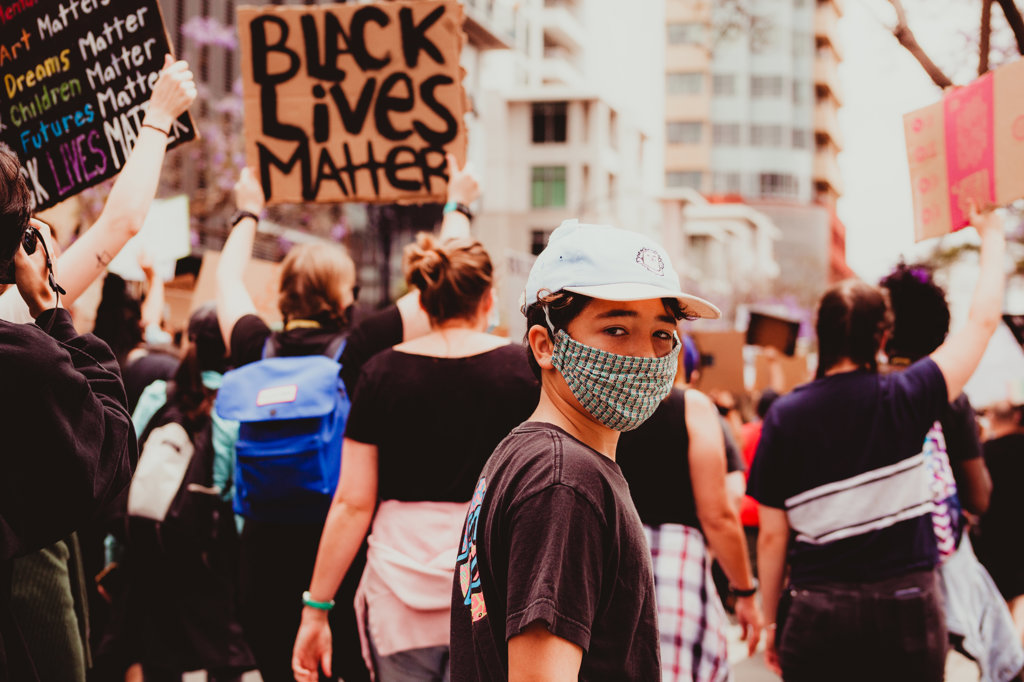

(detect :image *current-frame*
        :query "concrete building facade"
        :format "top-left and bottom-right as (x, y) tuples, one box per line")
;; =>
(662, 0), (850, 306)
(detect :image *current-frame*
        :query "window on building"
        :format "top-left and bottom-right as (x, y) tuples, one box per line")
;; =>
(792, 80), (807, 105)
(712, 123), (741, 145)
(667, 121), (703, 144)
(666, 72), (705, 95)
(666, 171), (702, 189)
(531, 166), (567, 208)
(530, 229), (552, 256)
(750, 124), (784, 146)
(751, 75), (784, 98)
(792, 128), (810, 148)
(792, 30), (811, 58)
(713, 171), (742, 194)
(531, 102), (568, 143)
(712, 73), (736, 96)
(759, 172), (798, 197)
(667, 22), (705, 45)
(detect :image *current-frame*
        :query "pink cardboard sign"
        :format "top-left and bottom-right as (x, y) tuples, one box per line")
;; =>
(905, 58), (1024, 241)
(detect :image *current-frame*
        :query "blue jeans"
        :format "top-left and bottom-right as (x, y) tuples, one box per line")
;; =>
(778, 569), (947, 682)
(369, 636), (450, 682)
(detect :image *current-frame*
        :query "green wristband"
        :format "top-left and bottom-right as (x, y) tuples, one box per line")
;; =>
(302, 590), (335, 611)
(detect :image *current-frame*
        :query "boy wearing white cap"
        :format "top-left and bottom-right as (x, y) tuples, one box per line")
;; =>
(450, 221), (720, 681)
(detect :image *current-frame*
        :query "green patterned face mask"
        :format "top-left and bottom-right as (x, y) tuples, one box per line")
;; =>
(548, 325), (680, 432)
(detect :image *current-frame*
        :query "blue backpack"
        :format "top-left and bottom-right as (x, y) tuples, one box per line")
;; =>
(215, 336), (348, 524)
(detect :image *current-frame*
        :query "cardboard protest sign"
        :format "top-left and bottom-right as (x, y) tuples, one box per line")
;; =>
(0, 0), (195, 212)
(754, 350), (809, 394)
(192, 251), (282, 326)
(904, 58), (1024, 241)
(745, 311), (800, 357)
(237, 2), (468, 205)
(690, 330), (746, 396)
(107, 194), (191, 282)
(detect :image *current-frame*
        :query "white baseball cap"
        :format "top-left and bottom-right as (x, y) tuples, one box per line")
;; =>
(522, 219), (721, 319)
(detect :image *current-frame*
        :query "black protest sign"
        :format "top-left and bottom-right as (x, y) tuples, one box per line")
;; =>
(238, 1), (468, 205)
(0, 0), (195, 211)
(746, 311), (800, 356)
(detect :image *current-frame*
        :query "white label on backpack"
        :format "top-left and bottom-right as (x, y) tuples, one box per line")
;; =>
(257, 384), (298, 406)
(128, 423), (195, 522)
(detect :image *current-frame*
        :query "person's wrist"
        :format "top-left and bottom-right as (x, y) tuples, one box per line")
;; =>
(230, 209), (262, 228)
(143, 104), (174, 130)
(729, 578), (758, 598)
(443, 200), (473, 220)
(301, 604), (330, 621)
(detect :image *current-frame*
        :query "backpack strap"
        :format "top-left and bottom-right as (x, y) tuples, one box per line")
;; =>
(325, 334), (347, 364)
(261, 335), (277, 360)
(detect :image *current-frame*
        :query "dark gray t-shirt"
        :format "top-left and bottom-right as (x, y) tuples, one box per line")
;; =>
(450, 422), (661, 681)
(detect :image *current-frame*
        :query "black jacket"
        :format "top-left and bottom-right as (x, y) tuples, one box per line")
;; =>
(0, 308), (137, 681)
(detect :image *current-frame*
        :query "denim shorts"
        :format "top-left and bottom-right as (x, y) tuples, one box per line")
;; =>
(778, 569), (947, 682)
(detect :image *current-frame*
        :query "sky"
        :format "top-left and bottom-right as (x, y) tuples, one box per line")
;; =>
(836, 0), (999, 282)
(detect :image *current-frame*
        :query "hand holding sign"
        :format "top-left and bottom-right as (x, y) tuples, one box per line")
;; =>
(446, 152), (479, 205)
(235, 167), (266, 218)
(143, 55), (198, 133)
(967, 198), (1004, 239)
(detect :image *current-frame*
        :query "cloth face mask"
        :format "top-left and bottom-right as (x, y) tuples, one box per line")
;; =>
(549, 327), (680, 431)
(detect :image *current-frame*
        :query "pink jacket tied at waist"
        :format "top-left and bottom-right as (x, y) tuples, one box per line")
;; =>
(355, 499), (469, 670)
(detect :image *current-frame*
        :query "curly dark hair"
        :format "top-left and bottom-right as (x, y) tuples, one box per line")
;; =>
(879, 262), (950, 362)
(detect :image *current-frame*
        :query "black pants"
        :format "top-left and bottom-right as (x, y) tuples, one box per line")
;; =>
(778, 569), (947, 682)
(238, 520), (369, 682)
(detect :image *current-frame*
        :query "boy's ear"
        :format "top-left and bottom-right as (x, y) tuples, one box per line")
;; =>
(527, 324), (555, 371)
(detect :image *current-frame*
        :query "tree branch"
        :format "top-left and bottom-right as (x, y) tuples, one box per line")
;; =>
(981, 0), (992, 75)
(994, 0), (1024, 54)
(887, 0), (954, 88)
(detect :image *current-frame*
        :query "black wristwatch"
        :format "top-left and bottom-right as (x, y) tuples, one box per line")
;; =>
(230, 210), (260, 227)
(730, 579), (758, 597)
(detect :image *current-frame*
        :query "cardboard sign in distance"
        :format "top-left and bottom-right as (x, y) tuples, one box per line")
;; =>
(753, 351), (810, 394)
(0, 0), (196, 211)
(745, 311), (800, 357)
(689, 330), (746, 397)
(191, 251), (282, 327)
(904, 58), (1024, 241)
(237, 2), (468, 205)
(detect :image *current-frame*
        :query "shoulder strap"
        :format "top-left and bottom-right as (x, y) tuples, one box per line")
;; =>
(261, 335), (276, 360)
(325, 334), (347, 363)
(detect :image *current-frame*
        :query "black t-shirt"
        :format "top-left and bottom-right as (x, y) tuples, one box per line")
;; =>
(344, 344), (539, 503)
(976, 433), (1024, 565)
(450, 423), (661, 682)
(747, 358), (947, 585)
(617, 389), (701, 529)
(122, 350), (179, 413)
(229, 306), (403, 394)
(942, 393), (983, 465)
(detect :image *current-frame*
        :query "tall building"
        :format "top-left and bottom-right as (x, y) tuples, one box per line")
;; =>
(662, 0), (851, 308)
(471, 0), (667, 332)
